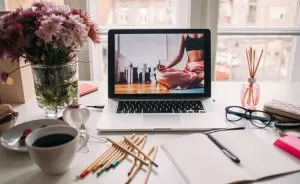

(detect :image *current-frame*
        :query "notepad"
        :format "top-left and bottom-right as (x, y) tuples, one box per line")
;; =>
(161, 130), (300, 184)
(274, 135), (300, 159)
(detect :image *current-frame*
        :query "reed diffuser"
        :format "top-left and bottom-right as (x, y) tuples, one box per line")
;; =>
(241, 47), (264, 109)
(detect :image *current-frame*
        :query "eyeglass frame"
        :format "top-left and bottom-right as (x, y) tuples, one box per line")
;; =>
(225, 106), (276, 128)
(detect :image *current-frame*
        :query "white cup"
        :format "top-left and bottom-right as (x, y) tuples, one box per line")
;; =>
(25, 125), (88, 175)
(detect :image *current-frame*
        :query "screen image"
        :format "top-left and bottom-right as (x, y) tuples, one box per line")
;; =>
(114, 33), (206, 94)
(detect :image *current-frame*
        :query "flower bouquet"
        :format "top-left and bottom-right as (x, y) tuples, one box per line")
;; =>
(0, 2), (100, 117)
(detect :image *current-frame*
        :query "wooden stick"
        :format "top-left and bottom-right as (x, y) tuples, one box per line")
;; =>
(126, 146), (156, 184)
(247, 87), (251, 105)
(241, 87), (249, 104)
(252, 89), (256, 106)
(144, 146), (158, 184)
(76, 134), (135, 179)
(128, 135), (147, 176)
(249, 47), (252, 77)
(252, 49), (255, 77)
(246, 49), (251, 77)
(124, 137), (158, 167)
(92, 136), (138, 172)
(253, 50), (264, 77)
(106, 137), (149, 166)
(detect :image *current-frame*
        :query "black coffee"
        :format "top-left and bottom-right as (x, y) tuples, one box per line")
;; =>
(32, 134), (75, 148)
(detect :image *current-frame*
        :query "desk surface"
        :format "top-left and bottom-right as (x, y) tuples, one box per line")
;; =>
(1, 81), (300, 184)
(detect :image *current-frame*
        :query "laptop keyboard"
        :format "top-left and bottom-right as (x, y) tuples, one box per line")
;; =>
(117, 100), (204, 113)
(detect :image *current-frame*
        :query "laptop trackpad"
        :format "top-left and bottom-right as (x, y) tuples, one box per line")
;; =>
(143, 115), (181, 125)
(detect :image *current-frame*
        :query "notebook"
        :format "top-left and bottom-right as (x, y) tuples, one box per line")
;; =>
(79, 83), (98, 96)
(161, 130), (300, 184)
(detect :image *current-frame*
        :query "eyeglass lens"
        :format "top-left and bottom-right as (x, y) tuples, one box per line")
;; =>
(250, 111), (272, 128)
(226, 107), (246, 121)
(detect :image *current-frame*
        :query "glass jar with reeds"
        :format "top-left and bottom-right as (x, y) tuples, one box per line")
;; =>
(241, 47), (264, 109)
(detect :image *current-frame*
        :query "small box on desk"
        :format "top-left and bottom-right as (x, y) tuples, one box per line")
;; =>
(0, 59), (35, 103)
(274, 135), (300, 159)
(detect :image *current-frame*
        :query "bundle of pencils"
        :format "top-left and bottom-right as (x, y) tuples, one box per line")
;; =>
(241, 47), (264, 108)
(76, 134), (159, 184)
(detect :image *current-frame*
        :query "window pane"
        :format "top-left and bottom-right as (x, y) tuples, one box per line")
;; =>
(216, 36), (294, 81)
(219, 0), (299, 27)
(99, 0), (181, 27)
(2, 0), (64, 11)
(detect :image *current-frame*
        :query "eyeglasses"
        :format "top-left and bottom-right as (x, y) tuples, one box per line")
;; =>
(225, 106), (275, 128)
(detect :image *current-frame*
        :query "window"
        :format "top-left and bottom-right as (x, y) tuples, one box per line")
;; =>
(216, 0), (300, 81)
(1, 0), (64, 10)
(85, 0), (189, 81)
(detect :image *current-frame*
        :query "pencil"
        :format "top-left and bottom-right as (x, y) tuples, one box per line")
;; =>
(97, 136), (146, 177)
(143, 146), (158, 184)
(128, 135), (147, 176)
(125, 146), (156, 184)
(106, 137), (149, 166)
(99, 138), (138, 174)
(105, 136), (142, 170)
(124, 137), (159, 167)
(76, 134), (135, 179)
(93, 136), (139, 172)
(113, 135), (148, 169)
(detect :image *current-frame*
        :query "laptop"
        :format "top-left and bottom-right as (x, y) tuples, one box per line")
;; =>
(97, 29), (226, 132)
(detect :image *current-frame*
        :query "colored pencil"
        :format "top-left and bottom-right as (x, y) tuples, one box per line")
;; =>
(76, 134), (135, 179)
(106, 137), (149, 166)
(104, 136), (142, 171)
(124, 137), (158, 167)
(128, 135), (147, 176)
(97, 137), (140, 176)
(125, 146), (156, 184)
(93, 136), (139, 172)
(143, 146), (158, 184)
(113, 135), (147, 169)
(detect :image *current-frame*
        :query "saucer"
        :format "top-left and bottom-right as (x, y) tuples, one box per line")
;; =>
(0, 119), (67, 152)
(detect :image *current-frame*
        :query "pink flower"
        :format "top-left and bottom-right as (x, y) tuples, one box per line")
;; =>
(35, 15), (63, 43)
(0, 1), (100, 65)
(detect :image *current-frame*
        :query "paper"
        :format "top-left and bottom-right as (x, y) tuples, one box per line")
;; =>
(161, 130), (300, 184)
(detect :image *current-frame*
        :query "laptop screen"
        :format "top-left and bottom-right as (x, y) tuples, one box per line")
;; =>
(108, 29), (211, 98)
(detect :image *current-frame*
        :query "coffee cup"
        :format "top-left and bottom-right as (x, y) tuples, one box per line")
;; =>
(25, 125), (88, 175)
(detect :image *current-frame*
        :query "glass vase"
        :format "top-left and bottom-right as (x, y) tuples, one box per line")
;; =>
(241, 77), (260, 109)
(31, 59), (78, 118)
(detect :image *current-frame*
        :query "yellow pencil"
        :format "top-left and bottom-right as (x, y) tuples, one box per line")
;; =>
(106, 137), (149, 166)
(124, 137), (158, 167)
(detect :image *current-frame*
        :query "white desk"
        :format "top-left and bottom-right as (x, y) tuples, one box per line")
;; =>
(1, 81), (300, 184)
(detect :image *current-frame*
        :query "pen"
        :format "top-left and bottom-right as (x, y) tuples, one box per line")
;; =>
(86, 105), (105, 109)
(206, 133), (240, 164)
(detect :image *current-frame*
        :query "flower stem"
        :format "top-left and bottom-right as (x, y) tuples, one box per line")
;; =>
(8, 64), (31, 75)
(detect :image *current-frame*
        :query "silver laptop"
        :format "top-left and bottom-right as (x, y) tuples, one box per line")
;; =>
(97, 29), (226, 132)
